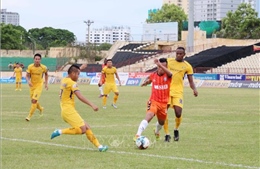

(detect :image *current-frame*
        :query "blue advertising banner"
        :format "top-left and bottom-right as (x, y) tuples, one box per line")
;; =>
(219, 74), (246, 81)
(0, 77), (27, 83)
(193, 73), (218, 80)
(126, 78), (141, 86)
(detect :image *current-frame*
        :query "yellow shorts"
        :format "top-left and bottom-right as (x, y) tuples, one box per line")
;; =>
(15, 77), (22, 83)
(61, 107), (85, 127)
(168, 96), (183, 108)
(30, 85), (43, 100)
(103, 83), (118, 95)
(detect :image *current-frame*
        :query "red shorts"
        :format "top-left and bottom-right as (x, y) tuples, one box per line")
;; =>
(146, 100), (167, 121)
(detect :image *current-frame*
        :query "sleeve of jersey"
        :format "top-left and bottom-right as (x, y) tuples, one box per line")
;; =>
(187, 64), (194, 75)
(149, 73), (154, 81)
(71, 82), (79, 92)
(26, 65), (31, 74)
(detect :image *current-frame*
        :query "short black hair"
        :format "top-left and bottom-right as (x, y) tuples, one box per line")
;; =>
(159, 58), (167, 64)
(68, 64), (80, 74)
(106, 59), (112, 62)
(34, 53), (42, 59)
(177, 47), (185, 51)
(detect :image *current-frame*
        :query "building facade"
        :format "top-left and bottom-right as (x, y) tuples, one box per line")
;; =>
(163, 0), (259, 21)
(1, 9), (19, 26)
(193, 0), (241, 21)
(87, 26), (130, 45)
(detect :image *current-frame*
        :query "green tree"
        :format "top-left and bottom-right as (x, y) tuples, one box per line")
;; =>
(216, 3), (260, 39)
(97, 43), (112, 51)
(28, 27), (76, 49)
(0, 23), (25, 50)
(146, 4), (187, 40)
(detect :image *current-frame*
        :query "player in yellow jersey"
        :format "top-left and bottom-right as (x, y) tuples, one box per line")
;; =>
(12, 63), (23, 91)
(50, 64), (108, 152)
(163, 47), (198, 142)
(25, 53), (48, 121)
(99, 59), (121, 109)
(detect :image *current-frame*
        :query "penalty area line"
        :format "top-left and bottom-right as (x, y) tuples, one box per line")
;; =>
(1, 137), (259, 169)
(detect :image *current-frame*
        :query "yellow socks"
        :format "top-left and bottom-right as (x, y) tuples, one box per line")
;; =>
(15, 83), (18, 89)
(28, 103), (37, 118)
(113, 95), (118, 104)
(86, 129), (101, 147)
(36, 103), (42, 110)
(163, 117), (170, 135)
(175, 116), (182, 130)
(62, 127), (82, 135)
(102, 96), (107, 106)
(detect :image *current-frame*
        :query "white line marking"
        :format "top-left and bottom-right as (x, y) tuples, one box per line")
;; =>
(1, 137), (259, 169)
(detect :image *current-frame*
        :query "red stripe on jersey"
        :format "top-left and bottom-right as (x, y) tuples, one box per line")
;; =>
(149, 72), (171, 104)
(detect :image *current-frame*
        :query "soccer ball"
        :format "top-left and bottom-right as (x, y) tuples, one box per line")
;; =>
(136, 136), (150, 149)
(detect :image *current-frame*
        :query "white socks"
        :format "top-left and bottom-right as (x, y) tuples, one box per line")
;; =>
(136, 120), (148, 136)
(99, 86), (103, 95)
(155, 121), (163, 134)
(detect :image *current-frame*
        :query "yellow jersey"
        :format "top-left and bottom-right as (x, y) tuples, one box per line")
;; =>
(14, 67), (22, 78)
(60, 77), (79, 109)
(26, 64), (48, 86)
(102, 66), (117, 84)
(167, 58), (193, 96)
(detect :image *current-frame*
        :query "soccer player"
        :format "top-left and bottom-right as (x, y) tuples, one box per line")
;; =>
(50, 64), (108, 152)
(98, 58), (107, 98)
(25, 53), (48, 121)
(12, 63), (23, 91)
(98, 59), (121, 109)
(163, 47), (198, 142)
(134, 58), (172, 141)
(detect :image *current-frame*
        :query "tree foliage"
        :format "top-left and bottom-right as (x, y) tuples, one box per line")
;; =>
(1, 24), (25, 50)
(97, 43), (112, 51)
(28, 27), (76, 49)
(0, 23), (76, 50)
(146, 4), (187, 40)
(216, 3), (260, 39)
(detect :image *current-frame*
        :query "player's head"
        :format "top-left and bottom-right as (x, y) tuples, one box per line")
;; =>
(106, 59), (113, 68)
(175, 47), (186, 62)
(34, 53), (42, 66)
(16, 63), (20, 68)
(157, 58), (167, 75)
(68, 64), (80, 81)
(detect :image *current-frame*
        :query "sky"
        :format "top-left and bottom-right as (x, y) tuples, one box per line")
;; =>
(1, 0), (162, 42)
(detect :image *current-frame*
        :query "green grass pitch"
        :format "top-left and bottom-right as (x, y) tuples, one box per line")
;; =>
(1, 84), (259, 169)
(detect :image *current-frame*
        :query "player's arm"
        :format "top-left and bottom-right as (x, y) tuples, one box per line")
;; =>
(154, 59), (172, 77)
(115, 71), (121, 86)
(26, 72), (33, 87)
(74, 90), (98, 111)
(187, 75), (198, 97)
(44, 70), (49, 90)
(141, 76), (152, 87)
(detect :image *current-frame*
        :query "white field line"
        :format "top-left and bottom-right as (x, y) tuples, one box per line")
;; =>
(1, 137), (259, 169)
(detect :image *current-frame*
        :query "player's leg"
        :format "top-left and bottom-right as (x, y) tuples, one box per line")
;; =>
(154, 103), (167, 141)
(163, 97), (173, 142)
(15, 80), (18, 91)
(111, 84), (119, 108)
(134, 101), (156, 140)
(172, 96), (183, 141)
(18, 82), (22, 91)
(102, 83), (110, 108)
(26, 86), (43, 121)
(84, 122), (108, 152)
(98, 83), (104, 98)
(173, 105), (182, 141)
(35, 86), (44, 115)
